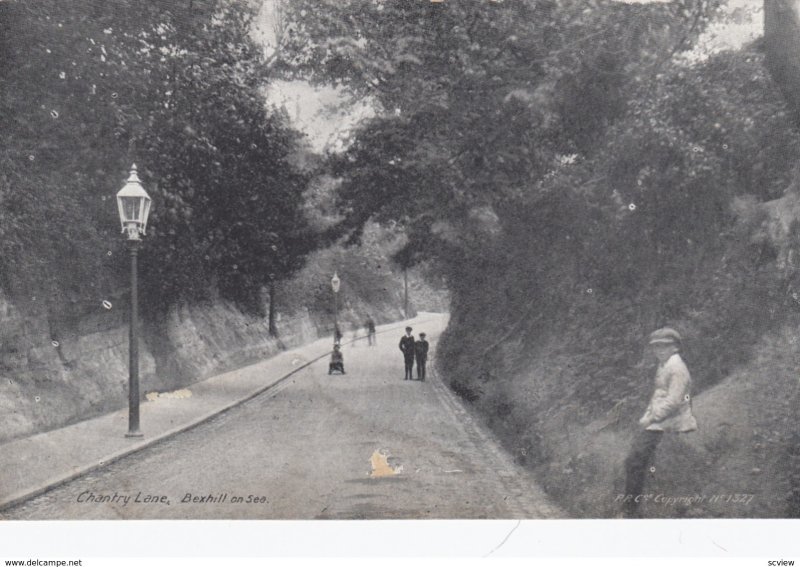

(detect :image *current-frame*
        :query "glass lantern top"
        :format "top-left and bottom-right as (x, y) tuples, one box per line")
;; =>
(116, 164), (152, 240)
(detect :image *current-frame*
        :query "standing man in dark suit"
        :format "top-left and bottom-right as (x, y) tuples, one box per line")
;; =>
(399, 326), (415, 380)
(415, 332), (429, 381)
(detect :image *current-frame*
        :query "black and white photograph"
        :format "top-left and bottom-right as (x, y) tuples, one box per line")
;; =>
(1, 0), (799, 558)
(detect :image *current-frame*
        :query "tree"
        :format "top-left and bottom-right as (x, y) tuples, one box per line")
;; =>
(764, 0), (800, 120)
(0, 0), (316, 316)
(274, 0), (719, 272)
(273, 0), (800, 404)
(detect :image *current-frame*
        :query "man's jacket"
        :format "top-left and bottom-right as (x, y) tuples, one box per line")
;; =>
(641, 353), (697, 432)
(414, 340), (429, 360)
(399, 335), (415, 358)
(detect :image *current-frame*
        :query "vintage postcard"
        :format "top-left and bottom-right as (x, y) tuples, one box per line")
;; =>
(0, 0), (798, 559)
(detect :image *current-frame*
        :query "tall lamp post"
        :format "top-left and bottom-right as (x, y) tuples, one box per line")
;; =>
(116, 164), (152, 438)
(331, 272), (340, 344)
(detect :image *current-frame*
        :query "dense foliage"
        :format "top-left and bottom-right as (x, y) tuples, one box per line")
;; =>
(276, 0), (800, 421)
(0, 0), (315, 316)
(271, 0), (800, 516)
(276, 0), (718, 258)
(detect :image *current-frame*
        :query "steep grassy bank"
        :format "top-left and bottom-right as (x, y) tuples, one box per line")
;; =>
(437, 46), (800, 518)
(439, 202), (800, 518)
(441, 298), (799, 518)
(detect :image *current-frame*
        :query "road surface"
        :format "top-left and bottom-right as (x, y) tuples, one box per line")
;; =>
(3, 316), (560, 519)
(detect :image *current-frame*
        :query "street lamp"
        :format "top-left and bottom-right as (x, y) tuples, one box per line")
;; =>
(116, 164), (152, 438)
(268, 272), (278, 338)
(331, 272), (340, 344)
(403, 267), (409, 320)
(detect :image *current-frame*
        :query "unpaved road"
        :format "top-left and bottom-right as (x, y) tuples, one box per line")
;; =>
(4, 315), (560, 519)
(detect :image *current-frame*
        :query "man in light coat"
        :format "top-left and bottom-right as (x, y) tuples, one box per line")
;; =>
(622, 327), (697, 518)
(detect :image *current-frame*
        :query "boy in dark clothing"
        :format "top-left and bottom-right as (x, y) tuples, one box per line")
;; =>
(415, 333), (429, 381)
(328, 344), (345, 375)
(399, 327), (415, 380)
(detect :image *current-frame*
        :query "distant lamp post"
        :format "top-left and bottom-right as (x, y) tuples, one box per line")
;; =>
(331, 272), (341, 344)
(116, 164), (152, 438)
(268, 272), (278, 338)
(403, 267), (409, 320)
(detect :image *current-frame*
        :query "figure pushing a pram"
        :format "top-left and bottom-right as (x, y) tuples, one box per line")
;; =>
(328, 344), (345, 375)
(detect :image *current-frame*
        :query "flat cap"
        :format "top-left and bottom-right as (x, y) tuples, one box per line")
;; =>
(648, 327), (682, 345)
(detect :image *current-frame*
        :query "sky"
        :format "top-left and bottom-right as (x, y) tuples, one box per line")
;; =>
(253, 0), (376, 154)
(264, 81), (377, 154)
(681, 0), (763, 63)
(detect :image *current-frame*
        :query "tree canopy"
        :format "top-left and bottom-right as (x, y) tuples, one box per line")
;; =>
(274, 0), (721, 268)
(273, 0), (800, 406)
(0, 0), (315, 315)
